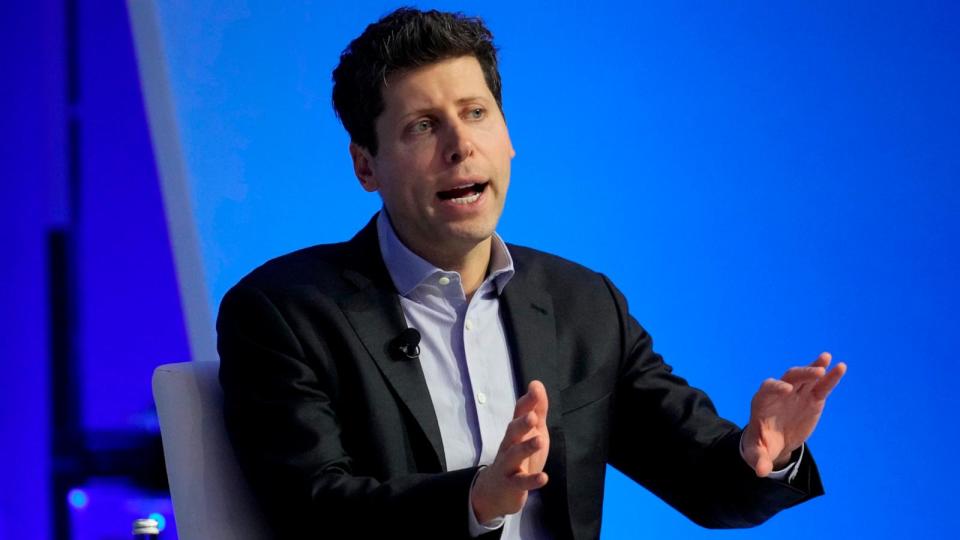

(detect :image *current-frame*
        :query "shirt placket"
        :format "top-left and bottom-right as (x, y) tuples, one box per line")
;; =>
(462, 282), (515, 466)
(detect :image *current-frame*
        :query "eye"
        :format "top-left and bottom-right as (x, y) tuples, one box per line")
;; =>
(467, 107), (485, 120)
(408, 118), (433, 134)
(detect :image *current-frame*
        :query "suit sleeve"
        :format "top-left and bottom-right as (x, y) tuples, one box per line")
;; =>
(600, 275), (824, 528)
(217, 283), (501, 540)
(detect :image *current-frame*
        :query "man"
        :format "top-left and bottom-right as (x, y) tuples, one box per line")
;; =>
(217, 8), (846, 539)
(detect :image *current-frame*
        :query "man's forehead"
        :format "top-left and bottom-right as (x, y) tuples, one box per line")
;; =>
(380, 56), (493, 115)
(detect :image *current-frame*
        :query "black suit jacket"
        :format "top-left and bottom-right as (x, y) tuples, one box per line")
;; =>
(217, 216), (823, 539)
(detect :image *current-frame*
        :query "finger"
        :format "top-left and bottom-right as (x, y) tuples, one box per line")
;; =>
(498, 411), (537, 453)
(781, 366), (826, 382)
(810, 351), (832, 369)
(780, 366), (827, 391)
(513, 385), (536, 418)
(506, 471), (549, 492)
(812, 361), (847, 401)
(757, 377), (793, 396)
(527, 380), (548, 418)
(514, 380), (549, 420)
(500, 434), (546, 473)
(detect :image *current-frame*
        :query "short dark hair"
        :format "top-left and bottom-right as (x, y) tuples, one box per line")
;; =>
(332, 7), (502, 155)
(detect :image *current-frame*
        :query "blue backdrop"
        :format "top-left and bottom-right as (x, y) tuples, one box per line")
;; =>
(99, 0), (960, 538)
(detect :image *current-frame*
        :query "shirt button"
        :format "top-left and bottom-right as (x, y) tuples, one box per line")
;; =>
(477, 392), (487, 404)
(438, 276), (451, 286)
(465, 319), (474, 331)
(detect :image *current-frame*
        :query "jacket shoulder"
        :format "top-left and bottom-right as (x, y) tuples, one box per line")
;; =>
(507, 243), (609, 290)
(242, 243), (349, 287)
(226, 238), (382, 308)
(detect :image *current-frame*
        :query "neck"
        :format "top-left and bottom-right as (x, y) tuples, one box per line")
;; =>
(417, 237), (492, 298)
(381, 211), (495, 298)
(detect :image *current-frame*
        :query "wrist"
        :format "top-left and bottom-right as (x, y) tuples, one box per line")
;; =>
(468, 467), (505, 535)
(470, 467), (496, 524)
(774, 444), (804, 470)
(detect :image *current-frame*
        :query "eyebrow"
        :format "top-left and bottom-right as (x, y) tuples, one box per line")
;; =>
(396, 96), (491, 122)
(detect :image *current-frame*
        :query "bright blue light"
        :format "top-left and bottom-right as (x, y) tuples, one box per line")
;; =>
(148, 512), (166, 531)
(67, 489), (89, 509)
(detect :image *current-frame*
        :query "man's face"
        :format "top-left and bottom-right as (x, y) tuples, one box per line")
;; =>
(350, 55), (515, 262)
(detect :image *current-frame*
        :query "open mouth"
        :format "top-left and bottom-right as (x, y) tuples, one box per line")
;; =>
(436, 182), (488, 205)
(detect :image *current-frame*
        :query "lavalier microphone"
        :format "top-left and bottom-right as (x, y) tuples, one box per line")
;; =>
(394, 328), (421, 360)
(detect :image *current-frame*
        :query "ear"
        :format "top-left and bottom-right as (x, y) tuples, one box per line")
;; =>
(349, 142), (378, 192)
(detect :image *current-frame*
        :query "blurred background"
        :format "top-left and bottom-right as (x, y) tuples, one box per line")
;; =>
(2, 0), (957, 538)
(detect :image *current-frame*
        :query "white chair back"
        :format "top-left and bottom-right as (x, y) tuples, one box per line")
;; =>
(153, 361), (270, 539)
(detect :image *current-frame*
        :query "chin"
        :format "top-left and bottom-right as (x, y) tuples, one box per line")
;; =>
(450, 221), (498, 241)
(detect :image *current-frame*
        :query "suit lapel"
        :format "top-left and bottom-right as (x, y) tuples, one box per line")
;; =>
(500, 277), (563, 427)
(500, 266), (574, 539)
(337, 218), (447, 470)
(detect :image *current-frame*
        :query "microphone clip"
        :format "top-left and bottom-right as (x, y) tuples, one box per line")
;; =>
(393, 328), (421, 360)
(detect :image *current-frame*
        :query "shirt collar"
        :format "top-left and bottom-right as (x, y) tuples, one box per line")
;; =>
(376, 210), (515, 297)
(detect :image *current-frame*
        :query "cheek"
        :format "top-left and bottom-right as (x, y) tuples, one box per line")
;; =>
(386, 142), (438, 175)
(377, 172), (430, 211)
(481, 128), (514, 163)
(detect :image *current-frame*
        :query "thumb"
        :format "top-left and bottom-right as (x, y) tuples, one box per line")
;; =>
(754, 453), (773, 478)
(742, 431), (773, 478)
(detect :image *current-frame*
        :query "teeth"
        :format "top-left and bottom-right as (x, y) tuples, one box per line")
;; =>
(450, 192), (481, 205)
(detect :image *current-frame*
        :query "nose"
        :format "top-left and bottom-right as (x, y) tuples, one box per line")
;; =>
(444, 121), (475, 164)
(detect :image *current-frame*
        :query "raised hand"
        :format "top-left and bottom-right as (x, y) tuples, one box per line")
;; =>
(471, 380), (550, 523)
(742, 352), (846, 477)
